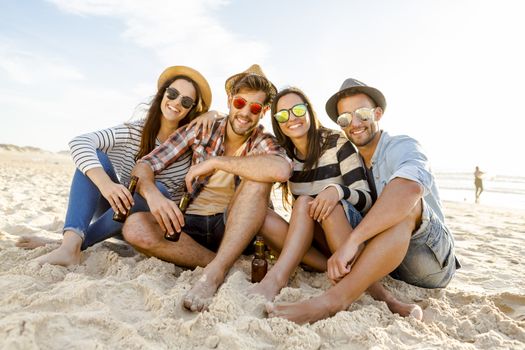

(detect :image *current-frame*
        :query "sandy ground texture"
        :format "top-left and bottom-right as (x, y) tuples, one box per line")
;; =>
(0, 149), (524, 350)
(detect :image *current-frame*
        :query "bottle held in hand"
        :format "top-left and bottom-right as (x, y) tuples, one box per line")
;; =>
(251, 235), (268, 283)
(164, 189), (190, 242)
(112, 176), (139, 223)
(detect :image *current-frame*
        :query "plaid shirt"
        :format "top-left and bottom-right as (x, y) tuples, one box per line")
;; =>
(139, 117), (292, 198)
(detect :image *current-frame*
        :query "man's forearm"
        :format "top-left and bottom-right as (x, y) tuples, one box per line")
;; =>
(349, 177), (424, 245)
(212, 155), (291, 183)
(132, 162), (162, 201)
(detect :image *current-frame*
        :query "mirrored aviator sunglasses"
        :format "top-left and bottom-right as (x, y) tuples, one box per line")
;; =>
(165, 87), (195, 109)
(232, 97), (263, 115)
(336, 107), (375, 127)
(273, 103), (308, 123)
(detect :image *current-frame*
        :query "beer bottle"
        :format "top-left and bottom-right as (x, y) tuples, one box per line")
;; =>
(251, 235), (268, 283)
(164, 187), (191, 242)
(112, 175), (139, 223)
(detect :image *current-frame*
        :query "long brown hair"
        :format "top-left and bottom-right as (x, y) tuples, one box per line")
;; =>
(270, 87), (330, 209)
(135, 76), (204, 160)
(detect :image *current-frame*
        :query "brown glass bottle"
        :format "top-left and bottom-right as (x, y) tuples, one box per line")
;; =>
(251, 235), (268, 283)
(164, 189), (190, 242)
(112, 175), (139, 223)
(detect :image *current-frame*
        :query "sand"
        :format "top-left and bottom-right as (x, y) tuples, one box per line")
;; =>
(0, 149), (524, 349)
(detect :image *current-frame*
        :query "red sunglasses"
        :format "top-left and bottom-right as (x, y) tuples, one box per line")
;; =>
(232, 96), (263, 115)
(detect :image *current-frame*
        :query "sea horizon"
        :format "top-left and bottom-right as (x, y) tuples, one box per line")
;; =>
(2, 143), (523, 210)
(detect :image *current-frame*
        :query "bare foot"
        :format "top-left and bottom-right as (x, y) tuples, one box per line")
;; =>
(367, 282), (423, 321)
(249, 275), (286, 301)
(409, 304), (424, 320)
(16, 236), (56, 249)
(382, 297), (423, 320)
(183, 271), (223, 312)
(35, 231), (82, 267)
(384, 300), (423, 320)
(265, 295), (335, 324)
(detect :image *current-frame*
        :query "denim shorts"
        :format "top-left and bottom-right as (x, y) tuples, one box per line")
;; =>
(340, 199), (363, 229)
(183, 213), (226, 252)
(390, 199), (461, 288)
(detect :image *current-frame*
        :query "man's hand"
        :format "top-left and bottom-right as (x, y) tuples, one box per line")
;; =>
(99, 181), (134, 215)
(185, 159), (217, 192)
(327, 238), (360, 284)
(308, 186), (340, 222)
(148, 192), (185, 235)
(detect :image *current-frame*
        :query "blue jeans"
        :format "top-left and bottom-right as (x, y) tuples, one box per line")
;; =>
(63, 151), (170, 250)
(340, 199), (363, 228)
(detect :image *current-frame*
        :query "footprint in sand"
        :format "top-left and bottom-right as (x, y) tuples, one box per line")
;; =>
(490, 293), (525, 321)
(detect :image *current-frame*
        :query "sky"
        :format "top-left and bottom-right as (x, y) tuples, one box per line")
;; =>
(1, 0), (524, 176)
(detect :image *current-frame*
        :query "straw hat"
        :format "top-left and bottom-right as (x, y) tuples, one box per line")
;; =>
(325, 78), (386, 122)
(157, 65), (212, 112)
(224, 64), (277, 98)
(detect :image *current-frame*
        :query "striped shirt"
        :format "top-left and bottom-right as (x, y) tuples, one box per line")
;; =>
(289, 130), (372, 214)
(139, 117), (292, 199)
(68, 120), (191, 201)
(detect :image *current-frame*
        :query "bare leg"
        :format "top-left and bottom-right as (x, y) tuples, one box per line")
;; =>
(259, 208), (327, 271)
(267, 204), (417, 324)
(33, 231), (82, 267)
(183, 181), (271, 312)
(122, 212), (215, 268)
(16, 236), (56, 249)
(321, 204), (421, 320)
(251, 196), (325, 301)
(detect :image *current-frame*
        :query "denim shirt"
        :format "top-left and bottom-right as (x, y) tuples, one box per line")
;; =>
(370, 131), (445, 222)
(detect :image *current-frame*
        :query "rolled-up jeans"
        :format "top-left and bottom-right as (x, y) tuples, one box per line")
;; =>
(63, 151), (170, 250)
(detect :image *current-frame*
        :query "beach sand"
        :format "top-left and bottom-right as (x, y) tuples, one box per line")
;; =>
(0, 149), (524, 349)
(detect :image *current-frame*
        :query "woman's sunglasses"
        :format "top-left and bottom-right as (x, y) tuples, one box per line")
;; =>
(165, 87), (195, 109)
(232, 96), (263, 115)
(273, 103), (308, 123)
(336, 107), (376, 127)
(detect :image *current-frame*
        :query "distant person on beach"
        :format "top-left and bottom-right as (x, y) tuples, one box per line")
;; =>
(122, 64), (292, 312)
(267, 78), (461, 324)
(16, 65), (216, 266)
(250, 86), (422, 320)
(474, 166), (485, 203)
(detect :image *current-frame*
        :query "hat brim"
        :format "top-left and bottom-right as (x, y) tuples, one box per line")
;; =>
(157, 66), (212, 112)
(325, 86), (386, 123)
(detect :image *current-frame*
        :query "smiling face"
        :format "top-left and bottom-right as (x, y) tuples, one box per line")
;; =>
(227, 88), (268, 137)
(336, 93), (382, 148)
(275, 93), (311, 142)
(160, 78), (197, 127)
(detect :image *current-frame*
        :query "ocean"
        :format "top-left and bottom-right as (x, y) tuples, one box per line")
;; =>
(435, 172), (525, 210)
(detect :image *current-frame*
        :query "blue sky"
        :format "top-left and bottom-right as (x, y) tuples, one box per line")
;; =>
(1, 0), (524, 176)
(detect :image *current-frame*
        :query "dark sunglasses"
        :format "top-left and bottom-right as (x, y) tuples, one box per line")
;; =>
(336, 107), (376, 127)
(165, 87), (195, 109)
(232, 96), (263, 115)
(273, 103), (308, 123)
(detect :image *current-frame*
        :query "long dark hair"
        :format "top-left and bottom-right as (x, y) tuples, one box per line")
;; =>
(270, 87), (330, 208)
(135, 75), (204, 160)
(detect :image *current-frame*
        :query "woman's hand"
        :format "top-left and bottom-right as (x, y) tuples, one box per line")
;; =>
(308, 186), (340, 222)
(185, 110), (224, 136)
(99, 181), (134, 216)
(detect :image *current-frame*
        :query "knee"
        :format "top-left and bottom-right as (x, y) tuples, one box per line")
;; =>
(240, 180), (272, 198)
(292, 195), (313, 214)
(404, 199), (423, 232)
(122, 213), (162, 250)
